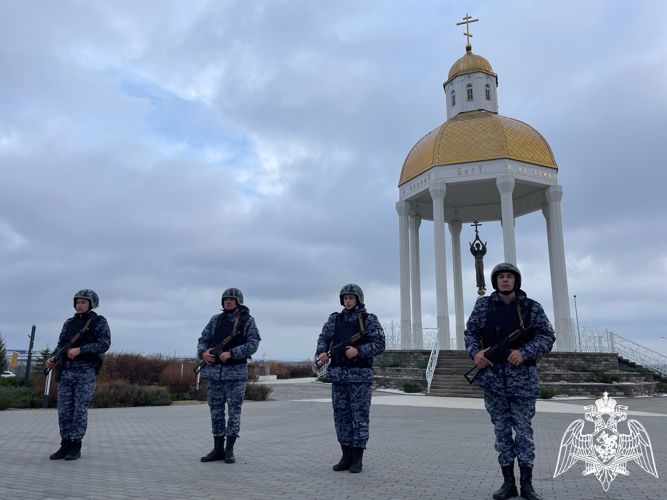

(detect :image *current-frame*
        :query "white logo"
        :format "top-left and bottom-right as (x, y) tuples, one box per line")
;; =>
(554, 392), (659, 491)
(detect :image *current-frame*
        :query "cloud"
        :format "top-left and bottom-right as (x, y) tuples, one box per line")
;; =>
(1, 1), (666, 362)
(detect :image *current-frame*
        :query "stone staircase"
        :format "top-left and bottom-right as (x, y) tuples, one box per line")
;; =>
(374, 350), (660, 398)
(538, 352), (658, 397)
(373, 350), (430, 392)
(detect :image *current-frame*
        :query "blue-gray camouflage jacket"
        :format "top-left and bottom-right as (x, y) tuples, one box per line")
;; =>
(464, 290), (555, 397)
(56, 311), (111, 372)
(197, 305), (261, 382)
(316, 305), (386, 384)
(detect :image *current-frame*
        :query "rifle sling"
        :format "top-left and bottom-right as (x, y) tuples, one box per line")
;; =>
(62, 317), (94, 355)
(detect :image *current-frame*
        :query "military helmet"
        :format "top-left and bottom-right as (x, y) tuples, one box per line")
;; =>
(339, 283), (364, 306)
(221, 287), (244, 305)
(491, 263), (522, 291)
(73, 289), (99, 309)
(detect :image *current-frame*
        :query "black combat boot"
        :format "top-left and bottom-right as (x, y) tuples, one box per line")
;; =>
(49, 439), (71, 460)
(349, 447), (364, 473)
(332, 444), (353, 471)
(493, 464), (518, 500)
(200, 436), (225, 462)
(224, 436), (236, 463)
(519, 464), (541, 500)
(64, 440), (82, 461)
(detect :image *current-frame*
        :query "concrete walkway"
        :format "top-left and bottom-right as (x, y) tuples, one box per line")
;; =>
(1, 379), (665, 499)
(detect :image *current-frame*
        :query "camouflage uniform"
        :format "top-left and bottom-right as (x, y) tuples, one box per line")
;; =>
(197, 304), (260, 439)
(464, 289), (555, 467)
(55, 310), (111, 442)
(316, 305), (385, 449)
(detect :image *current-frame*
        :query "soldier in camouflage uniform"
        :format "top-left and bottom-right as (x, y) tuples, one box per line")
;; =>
(197, 287), (260, 464)
(316, 284), (385, 473)
(47, 289), (111, 461)
(464, 263), (555, 500)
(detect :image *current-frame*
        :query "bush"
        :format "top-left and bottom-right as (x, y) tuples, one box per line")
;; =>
(540, 387), (557, 399)
(92, 381), (172, 408)
(655, 382), (667, 394)
(402, 383), (423, 393)
(160, 362), (198, 394)
(265, 361), (314, 379)
(247, 363), (260, 382)
(591, 370), (620, 384)
(416, 359), (429, 369)
(266, 361), (290, 379)
(99, 353), (171, 385)
(0, 386), (32, 410)
(244, 383), (272, 401)
(0, 376), (23, 388)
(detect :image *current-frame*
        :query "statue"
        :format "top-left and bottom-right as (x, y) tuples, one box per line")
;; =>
(469, 221), (487, 296)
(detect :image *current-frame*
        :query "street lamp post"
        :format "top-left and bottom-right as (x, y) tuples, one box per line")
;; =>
(573, 295), (582, 352)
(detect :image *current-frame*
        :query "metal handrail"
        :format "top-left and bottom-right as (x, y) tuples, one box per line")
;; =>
(575, 324), (667, 379)
(425, 329), (440, 393)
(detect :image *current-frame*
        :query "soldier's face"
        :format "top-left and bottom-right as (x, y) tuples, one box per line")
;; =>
(75, 298), (91, 313)
(496, 272), (516, 293)
(223, 297), (238, 311)
(343, 294), (357, 309)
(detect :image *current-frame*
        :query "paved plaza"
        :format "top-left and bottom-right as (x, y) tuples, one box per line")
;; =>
(1, 380), (665, 500)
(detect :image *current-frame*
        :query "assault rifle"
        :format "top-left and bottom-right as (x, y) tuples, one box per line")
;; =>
(313, 331), (365, 378)
(193, 330), (241, 375)
(464, 324), (532, 384)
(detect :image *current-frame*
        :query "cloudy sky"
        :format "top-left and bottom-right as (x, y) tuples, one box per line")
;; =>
(1, 0), (666, 361)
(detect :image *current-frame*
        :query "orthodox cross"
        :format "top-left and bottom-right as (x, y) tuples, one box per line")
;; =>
(471, 220), (482, 236)
(456, 13), (479, 48)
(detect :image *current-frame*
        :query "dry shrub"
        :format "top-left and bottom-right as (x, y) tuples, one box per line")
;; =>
(285, 362), (313, 379)
(160, 361), (198, 394)
(266, 360), (313, 379)
(99, 353), (170, 385)
(93, 380), (171, 408)
(247, 363), (260, 382)
(267, 361), (290, 379)
(244, 383), (272, 401)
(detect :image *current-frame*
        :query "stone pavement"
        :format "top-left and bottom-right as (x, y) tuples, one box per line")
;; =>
(1, 380), (665, 500)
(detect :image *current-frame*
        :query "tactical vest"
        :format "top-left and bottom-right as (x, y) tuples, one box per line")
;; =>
(63, 312), (104, 370)
(211, 309), (250, 365)
(329, 312), (372, 369)
(481, 297), (536, 367)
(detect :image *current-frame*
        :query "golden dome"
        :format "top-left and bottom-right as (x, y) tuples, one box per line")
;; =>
(446, 48), (496, 85)
(399, 111), (557, 185)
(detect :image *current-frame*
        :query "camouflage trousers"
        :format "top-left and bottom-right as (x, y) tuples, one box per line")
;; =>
(483, 391), (537, 467)
(207, 379), (246, 438)
(331, 382), (372, 448)
(57, 367), (97, 441)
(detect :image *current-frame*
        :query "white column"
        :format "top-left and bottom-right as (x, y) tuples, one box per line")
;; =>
(449, 221), (464, 350)
(496, 175), (517, 265)
(543, 185), (574, 351)
(429, 184), (451, 347)
(396, 200), (412, 349)
(409, 213), (423, 349)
